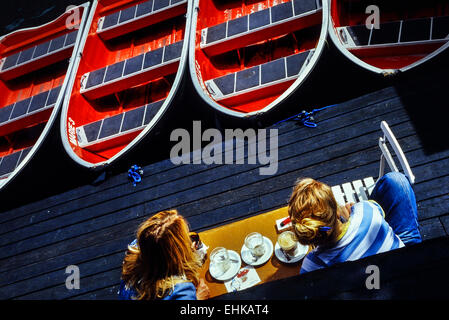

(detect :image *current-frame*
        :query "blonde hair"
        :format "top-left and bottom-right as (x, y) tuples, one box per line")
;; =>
(121, 210), (201, 300)
(288, 178), (340, 247)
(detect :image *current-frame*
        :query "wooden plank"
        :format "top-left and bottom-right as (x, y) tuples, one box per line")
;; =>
(418, 195), (449, 220)
(334, 260), (449, 299)
(419, 218), (448, 241)
(413, 167), (449, 202)
(70, 285), (120, 300)
(0, 235), (131, 288)
(440, 215), (449, 235)
(17, 268), (123, 300)
(0, 251), (125, 299)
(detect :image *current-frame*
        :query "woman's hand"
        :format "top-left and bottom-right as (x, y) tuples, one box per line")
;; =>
(343, 202), (354, 220)
(196, 279), (210, 300)
(338, 203), (353, 221)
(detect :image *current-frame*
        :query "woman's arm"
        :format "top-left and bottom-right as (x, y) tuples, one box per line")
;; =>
(338, 203), (354, 222)
(196, 279), (210, 300)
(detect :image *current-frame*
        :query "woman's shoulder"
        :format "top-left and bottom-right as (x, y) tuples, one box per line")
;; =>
(118, 280), (138, 300)
(118, 281), (197, 300)
(163, 282), (197, 301)
(351, 200), (385, 219)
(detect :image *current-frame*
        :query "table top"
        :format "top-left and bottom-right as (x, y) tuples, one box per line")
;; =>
(198, 206), (310, 298)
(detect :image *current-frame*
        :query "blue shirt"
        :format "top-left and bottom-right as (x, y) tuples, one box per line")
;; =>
(300, 200), (404, 274)
(118, 280), (197, 300)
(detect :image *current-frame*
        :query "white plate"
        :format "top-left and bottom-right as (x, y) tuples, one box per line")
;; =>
(274, 242), (308, 263)
(209, 250), (241, 281)
(241, 236), (274, 266)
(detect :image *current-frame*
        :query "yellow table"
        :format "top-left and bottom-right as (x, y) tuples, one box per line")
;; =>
(198, 207), (310, 298)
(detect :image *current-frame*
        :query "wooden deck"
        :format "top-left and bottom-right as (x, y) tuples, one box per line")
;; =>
(0, 68), (449, 299)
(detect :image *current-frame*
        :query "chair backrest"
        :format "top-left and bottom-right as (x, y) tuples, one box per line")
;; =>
(331, 121), (415, 206)
(378, 121), (415, 184)
(331, 177), (376, 206)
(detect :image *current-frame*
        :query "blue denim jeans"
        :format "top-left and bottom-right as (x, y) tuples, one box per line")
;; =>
(369, 172), (422, 245)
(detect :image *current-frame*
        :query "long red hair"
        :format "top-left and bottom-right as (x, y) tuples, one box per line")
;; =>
(121, 210), (201, 300)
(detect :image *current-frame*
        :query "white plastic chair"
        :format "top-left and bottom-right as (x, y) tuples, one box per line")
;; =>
(331, 121), (415, 206)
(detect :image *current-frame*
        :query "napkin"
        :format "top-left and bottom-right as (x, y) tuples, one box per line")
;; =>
(224, 266), (261, 293)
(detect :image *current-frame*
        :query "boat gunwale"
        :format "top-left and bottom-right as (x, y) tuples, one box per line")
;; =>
(0, 2), (91, 192)
(59, 0), (193, 169)
(188, 0), (330, 118)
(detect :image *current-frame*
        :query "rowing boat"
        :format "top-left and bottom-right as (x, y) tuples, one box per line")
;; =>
(60, 0), (192, 169)
(329, 0), (449, 74)
(0, 3), (89, 192)
(189, 0), (329, 118)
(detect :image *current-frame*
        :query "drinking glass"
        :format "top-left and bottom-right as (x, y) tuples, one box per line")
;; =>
(209, 247), (231, 277)
(244, 232), (265, 260)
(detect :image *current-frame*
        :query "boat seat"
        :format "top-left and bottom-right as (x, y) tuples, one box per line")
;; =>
(338, 15), (449, 51)
(332, 120), (415, 206)
(97, 0), (187, 41)
(75, 99), (165, 151)
(80, 40), (183, 100)
(0, 30), (78, 81)
(200, 0), (322, 56)
(204, 50), (313, 105)
(0, 86), (62, 136)
(0, 147), (32, 179)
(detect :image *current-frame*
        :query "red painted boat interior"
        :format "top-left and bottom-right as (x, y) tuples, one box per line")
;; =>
(193, 0), (322, 114)
(65, 0), (187, 165)
(331, 0), (449, 69)
(0, 7), (84, 176)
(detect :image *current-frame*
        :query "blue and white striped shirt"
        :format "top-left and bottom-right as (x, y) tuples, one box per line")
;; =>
(300, 200), (404, 274)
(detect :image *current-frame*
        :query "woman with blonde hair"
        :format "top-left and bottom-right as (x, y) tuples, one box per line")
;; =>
(288, 172), (421, 274)
(118, 210), (210, 300)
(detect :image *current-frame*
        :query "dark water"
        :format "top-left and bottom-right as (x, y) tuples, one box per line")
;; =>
(1, 0), (92, 36)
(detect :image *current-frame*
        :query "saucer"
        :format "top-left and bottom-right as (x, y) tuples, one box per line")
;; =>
(209, 250), (241, 281)
(241, 236), (274, 266)
(274, 242), (308, 263)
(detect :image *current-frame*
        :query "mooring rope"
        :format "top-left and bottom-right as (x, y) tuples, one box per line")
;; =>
(128, 165), (144, 187)
(274, 104), (338, 128)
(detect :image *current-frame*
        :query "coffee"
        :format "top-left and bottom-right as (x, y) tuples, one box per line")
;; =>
(278, 231), (298, 257)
